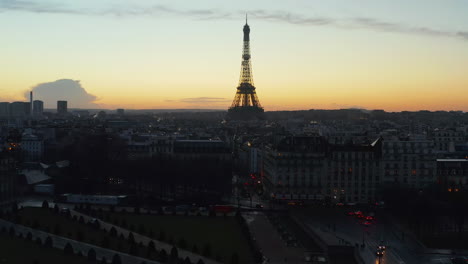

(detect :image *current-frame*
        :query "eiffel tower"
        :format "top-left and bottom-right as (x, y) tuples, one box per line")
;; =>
(228, 16), (264, 119)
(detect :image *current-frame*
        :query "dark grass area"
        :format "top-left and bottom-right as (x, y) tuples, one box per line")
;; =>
(15, 207), (152, 259)
(103, 211), (253, 264)
(0, 233), (88, 264)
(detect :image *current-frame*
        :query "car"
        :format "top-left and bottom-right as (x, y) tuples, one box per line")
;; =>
(378, 240), (386, 250)
(361, 221), (372, 227)
(451, 257), (468, 264)
(357, 214), (365, 219)
(366, 215), (374, 220)
(336, 202), (344, 206)
(346, 211), (355, 216)
(255, 203), (264, 209)
(175, 205), (191, 212)
(376, 249), (384, 257)
(60, 207), (70, 214)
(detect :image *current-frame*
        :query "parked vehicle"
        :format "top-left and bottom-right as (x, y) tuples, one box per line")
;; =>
(211, 205), (234, 213)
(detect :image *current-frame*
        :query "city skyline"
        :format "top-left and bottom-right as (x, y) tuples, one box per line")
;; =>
(2, 0), (468, 111)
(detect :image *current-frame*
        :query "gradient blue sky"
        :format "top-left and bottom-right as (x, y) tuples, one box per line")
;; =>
(1, 0), (468, 110)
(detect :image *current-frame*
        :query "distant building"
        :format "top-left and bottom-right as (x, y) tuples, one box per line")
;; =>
(327, 139), (382, 203)
(433, 129), (465, 152)
(0, 152), (17, 212)
(117, 109), (125, 116)
(381, 136), (436, 189)
(21, 132), (44, 161)
(9, 102), (29, 118)
(33, 100), (44, 116)
(263, 136), (329, 201)
(0, 102), (9, 118)
(437, 159), (468, 191)
(57, 100), (67, 115)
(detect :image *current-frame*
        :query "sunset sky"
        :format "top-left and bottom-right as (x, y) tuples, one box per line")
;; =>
(1, 0), (468, 111)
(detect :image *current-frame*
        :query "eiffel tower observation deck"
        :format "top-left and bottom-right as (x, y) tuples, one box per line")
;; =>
(227, 16), (265, 120)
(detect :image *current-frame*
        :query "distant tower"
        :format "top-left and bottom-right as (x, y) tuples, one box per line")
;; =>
(57, 100), (68, 115)
(228, 15), (264, 119)
(30, 91), (33, 114)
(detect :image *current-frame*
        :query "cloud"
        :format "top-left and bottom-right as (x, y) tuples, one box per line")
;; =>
(25, 79), (98, 108)
(1, 1), (467, 41)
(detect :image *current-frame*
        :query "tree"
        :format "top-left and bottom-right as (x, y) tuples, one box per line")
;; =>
(109, 226), (117, 236)
(158, 249), (168, 263)
(112, 253), (122, 264)
(170, 246), (179, 261)
(44, 236), (53, 248)
(184, 257), (192, 264)
(64, 242), (74, 255)
(42, 200), (49, 209)
(129, 243), (138, 256)
(202, 244), (211, 257)
(128, 232), (135, 244)
(88, 248), (97, 261)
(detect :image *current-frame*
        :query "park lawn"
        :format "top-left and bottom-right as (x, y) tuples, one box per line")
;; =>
(107, 212), (253, 263)
(16, 207), (149, 259)
(0, 233), (88, 264)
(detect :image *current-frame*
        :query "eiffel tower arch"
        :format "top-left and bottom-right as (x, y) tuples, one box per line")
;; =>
(227, 16), (265, 120)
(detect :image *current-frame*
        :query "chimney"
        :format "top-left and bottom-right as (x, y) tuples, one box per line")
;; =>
(30, 91), (33, 114)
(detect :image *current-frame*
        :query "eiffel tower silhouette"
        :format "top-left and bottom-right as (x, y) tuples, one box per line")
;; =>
(228, 15), (264, 119)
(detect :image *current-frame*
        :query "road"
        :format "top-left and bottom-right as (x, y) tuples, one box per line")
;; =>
(294, 207), (444, 264)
